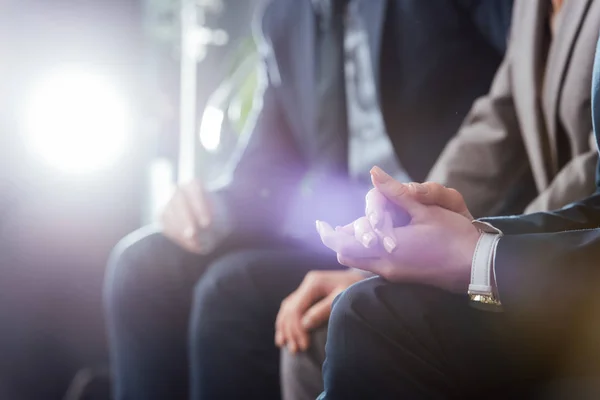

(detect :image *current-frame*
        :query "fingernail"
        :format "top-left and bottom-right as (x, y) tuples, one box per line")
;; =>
(410, 183), (428, 194)
(383, 237), (397, 253)
(370, 166), (392, 184)
(362, 232), (376, 248)
(368, 212), (379, 227)
(315, 220), (322, 234)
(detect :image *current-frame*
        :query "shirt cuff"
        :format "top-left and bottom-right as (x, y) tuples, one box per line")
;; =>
(470, 220), (503, 301)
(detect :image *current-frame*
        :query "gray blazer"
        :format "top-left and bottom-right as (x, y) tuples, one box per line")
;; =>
(428, 0), (600, 218)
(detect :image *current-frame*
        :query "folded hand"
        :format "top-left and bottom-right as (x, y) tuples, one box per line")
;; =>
(275, 269), (365, 353)
(317, 167), (480, 293)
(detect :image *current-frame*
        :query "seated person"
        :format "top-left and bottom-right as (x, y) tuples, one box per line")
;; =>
(282, 0), (600, 397)
(104, 1), (513, 399)
(316, 17), (600, 400)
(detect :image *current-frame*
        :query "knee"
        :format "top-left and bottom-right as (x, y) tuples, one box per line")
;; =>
(191, 252), (261, 328)
(328, 278), (441, 349)
(104, 226), (175, 309)
(328, 277), (385, 334)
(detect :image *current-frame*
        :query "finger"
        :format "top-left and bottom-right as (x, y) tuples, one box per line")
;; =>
(278, 273), (325, 334)
(362, 190), (397, 243)
(335, 223), (354, 235)
(317, 220), (351, 252)
(353, 217), (378, 249)
(316, 220), (336, 237)
(275, 306), (287, 347)
(337, 237), (382, 258)
(408, 182), (473, 220)
(373, 211), (397, 254)
(370, 167), (426, 218)
(275, 327), (285, 348)
(365, 189), (387, 229)
(283, 315), (300, 354)
(276, 299), (295, 350)
(183, 181), (212, 228)
(301, 292), (339, 331)
(336, 254), (384, 275)
(318, 221), (380, 258)
(160, 203), (176, 234)
(161, 192), (189, 234)
(290, 317), (310, 352)
(163, 193), (204, 253)
(182, 238), (204, 254)
(280, 299), (311, 353)
(173, 191), (199, 236)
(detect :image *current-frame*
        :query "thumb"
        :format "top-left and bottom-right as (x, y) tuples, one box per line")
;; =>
(301, 292), (338, 331)
(370, 166), (424, 217)
(410, 183), (473, 220)
(185, 180), (212, 228)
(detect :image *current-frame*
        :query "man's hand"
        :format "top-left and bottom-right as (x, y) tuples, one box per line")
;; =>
(365, 172), (473, 228)
(275, 270), (365, 354)
(318, 167), (480, 293)
(161, 180), (213, 254)
(361, 172), (474, 251)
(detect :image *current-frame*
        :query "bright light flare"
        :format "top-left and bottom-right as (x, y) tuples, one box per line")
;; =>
(199, 106), (224, 152)
(21, 69), (132, 173)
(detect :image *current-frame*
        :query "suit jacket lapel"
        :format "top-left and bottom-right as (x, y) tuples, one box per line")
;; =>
(280, 0), (387, 151)
(357, 0), (387, 93)
(278, 0), (316, 153)
(513, 0), (553, 190)
(543, 0), (592, 174)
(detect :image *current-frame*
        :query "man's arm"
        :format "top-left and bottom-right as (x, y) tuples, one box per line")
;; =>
(464, 36), (600, 339)
(493, 223), (600, 324)
(478, 158), (600, 324)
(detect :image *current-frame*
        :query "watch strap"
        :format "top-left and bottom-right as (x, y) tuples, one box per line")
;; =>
(469, 232), (501, 295)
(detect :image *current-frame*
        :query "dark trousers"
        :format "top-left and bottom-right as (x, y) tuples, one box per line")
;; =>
(104, 226), (340, 400)
(320, 277), (600, 400)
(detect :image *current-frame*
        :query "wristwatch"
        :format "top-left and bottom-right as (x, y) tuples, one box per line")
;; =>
(468, 226), (503, 311)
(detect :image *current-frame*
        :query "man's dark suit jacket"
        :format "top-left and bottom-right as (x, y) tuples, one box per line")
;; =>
(213, 0), (513, 240)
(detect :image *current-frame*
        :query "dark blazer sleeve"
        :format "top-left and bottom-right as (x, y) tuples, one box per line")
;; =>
(478, 164), (600, 340)
(479, 38), (600, 330)
(492, 217), (600, 345)
(210, 5), (306, 239)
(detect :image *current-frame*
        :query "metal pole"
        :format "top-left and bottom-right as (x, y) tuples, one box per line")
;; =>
(177, 0), (198, 183)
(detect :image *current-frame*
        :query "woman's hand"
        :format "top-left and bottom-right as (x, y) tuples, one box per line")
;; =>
(275, 270), (365, 353)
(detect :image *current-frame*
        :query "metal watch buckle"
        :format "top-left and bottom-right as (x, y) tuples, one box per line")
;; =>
(468, 293), (503, 312)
